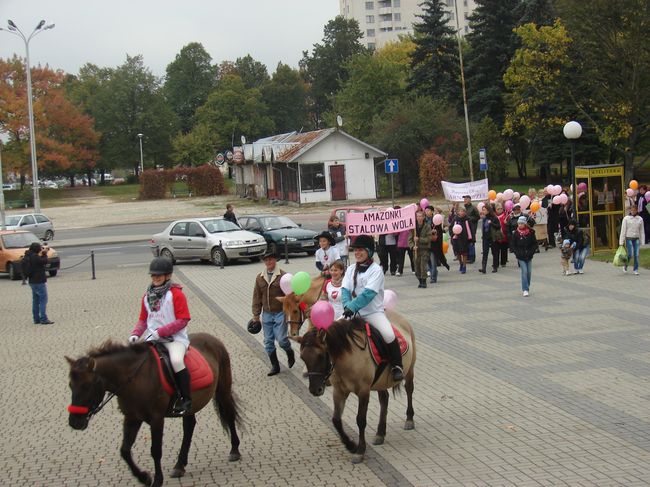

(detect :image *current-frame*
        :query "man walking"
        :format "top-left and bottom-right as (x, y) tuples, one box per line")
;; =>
(463, 195), (479, 264)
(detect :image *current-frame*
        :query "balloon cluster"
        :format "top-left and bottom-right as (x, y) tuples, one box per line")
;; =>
(627, 180), (641, 199)
(280, 272), (312, 296)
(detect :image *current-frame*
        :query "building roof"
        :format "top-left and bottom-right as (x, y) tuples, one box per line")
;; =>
(241, 128), (387, 164)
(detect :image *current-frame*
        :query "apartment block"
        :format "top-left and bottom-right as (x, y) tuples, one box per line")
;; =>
(339, 0), (477, 50)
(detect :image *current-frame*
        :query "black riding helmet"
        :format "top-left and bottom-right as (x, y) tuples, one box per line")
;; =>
(349, 235), (375, 258)
(149, 256), (173, 276)
(247, 319), (262, 334)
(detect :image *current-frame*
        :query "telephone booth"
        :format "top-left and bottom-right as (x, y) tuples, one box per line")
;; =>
(574, 164), (625, 253)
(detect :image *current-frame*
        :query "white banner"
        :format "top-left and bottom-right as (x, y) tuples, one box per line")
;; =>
(441, 179), (489, 202)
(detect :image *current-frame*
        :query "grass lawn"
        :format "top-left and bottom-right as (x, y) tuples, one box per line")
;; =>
(589, 247), (650, 270)
(92, 184), (140, 201)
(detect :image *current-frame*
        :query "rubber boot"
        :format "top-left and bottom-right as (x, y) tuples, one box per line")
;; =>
(387, 339), (404, 382)
(417, 278), (425, 288)
(267, 350), (280, 376)
(174, 369), (192, 415)
(285, 347), (295, 368)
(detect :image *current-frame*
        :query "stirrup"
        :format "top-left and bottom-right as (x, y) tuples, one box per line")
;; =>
(174, 398), (192, 415)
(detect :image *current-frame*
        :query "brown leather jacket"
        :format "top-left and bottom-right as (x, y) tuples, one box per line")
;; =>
(252, 267), (286, 318)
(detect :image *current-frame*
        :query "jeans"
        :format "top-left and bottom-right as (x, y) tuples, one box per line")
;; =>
(262, 310), (290, 355)
(468, 242), (476, 262)
(30, 282), (49, 323)
(517, 259), (532, 292)
(573, 246), (589, 271)
(428, 252), (438, 282)
(625, 238), (640, 272)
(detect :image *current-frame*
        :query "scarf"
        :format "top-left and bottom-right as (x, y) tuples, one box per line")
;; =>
(352, 258), (374, 297)
(146, 280), (172, 312)
(516, 226), (531, 237)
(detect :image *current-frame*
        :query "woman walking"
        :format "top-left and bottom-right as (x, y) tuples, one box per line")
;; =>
(479, 204), (502, 274)
(619, 205), (645, 275)
(510, 216), (539, 297)
(409, 209), (432, 288)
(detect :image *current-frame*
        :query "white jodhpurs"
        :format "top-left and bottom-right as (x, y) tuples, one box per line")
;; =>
(163, 341), (188, 372)
(362, 312), (395, 343)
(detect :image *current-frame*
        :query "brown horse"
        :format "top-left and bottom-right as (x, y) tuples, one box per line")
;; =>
(65, 332), (241, 487)
(280, 274), (326, 336)
(292, 312), (416, 463)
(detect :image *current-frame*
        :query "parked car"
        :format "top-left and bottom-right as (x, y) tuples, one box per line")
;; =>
(5, 213), (55, 240)
(330, 205), (379, 224)
(238, 214), (318, 256)
(2, 183), (18, 190)
(150, 217), (267, 266)
(0, 230), (60, 280)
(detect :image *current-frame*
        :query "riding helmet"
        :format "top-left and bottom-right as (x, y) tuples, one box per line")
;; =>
(149, 256), (173, 275)
(349, 235), (375, 257)
(247, 319), (262, 334)
(314, 230), (335, 246)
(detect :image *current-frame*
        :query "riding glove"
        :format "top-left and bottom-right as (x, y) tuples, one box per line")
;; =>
(128, 335), (139, 344)
(343, 308), (354, 319)
(148, 330), (160, 341)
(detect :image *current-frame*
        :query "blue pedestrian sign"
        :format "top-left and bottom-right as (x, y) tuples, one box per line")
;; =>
(478, 148), (488, 171)
(385, 159), (399, 174)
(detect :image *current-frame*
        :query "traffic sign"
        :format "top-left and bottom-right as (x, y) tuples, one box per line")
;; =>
(385, 159), (399, 174)
(478, 148), (488, 171)
(215, 153), (225, 165)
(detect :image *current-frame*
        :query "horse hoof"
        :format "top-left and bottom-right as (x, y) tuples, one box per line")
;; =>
(170, 467), (185, 478)
(404, 420), (415, 430)
(351, 453), (365, 464)
(372, 435), (385, 445)
(228, 452), (241, 462)
(138, 472), (152, 486)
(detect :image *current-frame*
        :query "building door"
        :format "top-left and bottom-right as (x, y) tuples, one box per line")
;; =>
(329, 165), (347, 201)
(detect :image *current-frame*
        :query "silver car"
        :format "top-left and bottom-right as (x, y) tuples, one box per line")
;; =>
(150, 218), (267, 266)
(5, 213), (55, 241)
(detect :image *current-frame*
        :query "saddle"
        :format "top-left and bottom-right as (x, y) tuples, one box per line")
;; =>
(365, 323), (408, 367)
(149, 343), (214, 416)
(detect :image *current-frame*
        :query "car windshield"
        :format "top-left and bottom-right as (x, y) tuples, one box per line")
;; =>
(200, 219), (240, 233)
(5, 216), (22, 226)
(259, 216), (298, 231)
(2, 232), (39, 249)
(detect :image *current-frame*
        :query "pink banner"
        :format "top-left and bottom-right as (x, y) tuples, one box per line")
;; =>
(346, 204), (416, 236)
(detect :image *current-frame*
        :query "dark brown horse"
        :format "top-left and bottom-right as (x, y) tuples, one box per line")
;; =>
(65, 332), (241, 487)
(292, 313), (416, 463)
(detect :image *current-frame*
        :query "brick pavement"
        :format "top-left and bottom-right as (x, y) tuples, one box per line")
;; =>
(2, 243), (650, 486)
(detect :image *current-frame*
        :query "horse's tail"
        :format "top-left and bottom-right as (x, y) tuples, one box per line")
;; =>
(212, 340), (241, 435)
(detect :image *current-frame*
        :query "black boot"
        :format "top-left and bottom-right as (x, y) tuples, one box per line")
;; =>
(479, 265), (486, 274)
(267, 350), (280, 376)
(417, 279), (425, 288)
(387, 339), (404, 381)
(174, 369), (192, 415)
(285, 347), (295, 368)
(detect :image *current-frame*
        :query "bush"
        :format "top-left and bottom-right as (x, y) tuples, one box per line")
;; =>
(138, 165), (227, 200)
(419, 148), (449, 196)
(139, 170), (169, 200)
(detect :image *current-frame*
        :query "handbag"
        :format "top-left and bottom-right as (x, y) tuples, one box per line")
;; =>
(613, 245), (628, 267)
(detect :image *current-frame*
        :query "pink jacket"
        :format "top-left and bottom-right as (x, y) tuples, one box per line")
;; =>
(397, 229), (410, 248)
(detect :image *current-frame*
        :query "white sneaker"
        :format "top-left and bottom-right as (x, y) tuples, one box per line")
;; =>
(623, 267), (628, 273)
(577, 270), (584, 274)
(427, 271), (431, 277)
(523, 291), (529, 297)
(395, 272), (401, 276)
(634, 270), (639, 275)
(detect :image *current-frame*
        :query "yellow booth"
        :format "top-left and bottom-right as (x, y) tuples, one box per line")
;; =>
(574, 164), (625, 253)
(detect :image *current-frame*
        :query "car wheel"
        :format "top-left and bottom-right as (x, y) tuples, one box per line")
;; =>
(48, 270), (58, 277)
(211, 247), (227, 266)
(160, 248), (175, 263)
(306, 250), (316, 256)
(8, 263), (20, 281)
(43, 230), (54, 241)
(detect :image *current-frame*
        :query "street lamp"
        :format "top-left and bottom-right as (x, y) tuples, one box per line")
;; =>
(453, 1), (474, 181)
(137, 133), (144, 174)
(0, 19), (55, 213)
(563, 121), (582, 199)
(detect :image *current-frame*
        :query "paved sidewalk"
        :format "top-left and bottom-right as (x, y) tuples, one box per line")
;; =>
(2, 245), (649, 485)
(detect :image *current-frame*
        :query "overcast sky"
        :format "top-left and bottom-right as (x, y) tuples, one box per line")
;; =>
(0, 0), (341, 77)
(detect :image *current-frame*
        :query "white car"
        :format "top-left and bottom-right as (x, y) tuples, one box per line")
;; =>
(150, 218), (267, 266)
(5, 213), (55, 241)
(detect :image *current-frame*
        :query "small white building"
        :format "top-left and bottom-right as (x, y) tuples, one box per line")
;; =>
(232, 128), (386, 204)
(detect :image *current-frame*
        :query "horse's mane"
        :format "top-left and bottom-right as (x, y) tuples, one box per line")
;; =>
(324, 318), (365, 361)
(87, 340), (148, 359)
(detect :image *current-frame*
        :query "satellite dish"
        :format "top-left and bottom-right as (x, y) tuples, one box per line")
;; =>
(336, 115), (343, 127)
(240, 135), (247, 145)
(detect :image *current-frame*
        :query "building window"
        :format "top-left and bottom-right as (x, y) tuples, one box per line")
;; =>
(379, 13), (392, 21)
(464, 11), (469, 19)
(366, 15), (375, 23)
(463, 0), (468, 6)
(394, 12), (401, 21)
(367, 28), (375, 37)
(299, 164), (326, 192)
(368, 42), (376, 50)
(393, 0), (400, 6)
(380, 26), (393, 32)
(447, 0), (454, 6)
(365, 1), (374, 9)
(378, 0), (391, 7)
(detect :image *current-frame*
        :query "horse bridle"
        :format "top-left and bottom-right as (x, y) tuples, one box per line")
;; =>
(306, 351), (334, 385)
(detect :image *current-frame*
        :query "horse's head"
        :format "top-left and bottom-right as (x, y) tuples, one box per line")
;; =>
(65, 356), (106, 431)
(278, 294), (307, 337)
(293, 329), (330, 397)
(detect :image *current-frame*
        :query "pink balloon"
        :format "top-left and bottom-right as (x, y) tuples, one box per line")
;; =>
(546, 184), (554, 194)
(496, 192), (504, 201)
(420, 198), (429, 210)
(504, 200), (514, 211)
(552, 195), (562, 205)
(519, 195), (531, 210)
(645, 192), (650, 203)
(310, 301), (335, 329)
(279, 273), (294, 295)
(477, 202), (485, 212)
(559, 194), (568, 205)
(384, 289), (397, 311)
(432, 214), (443, 226)
(452, 224), (462, 235)
(626, 188), (635, 197)
(578, 182), (588, 192)
(513, 192), (521, 200)
(503, 189), (514, 200)
(553, 185), (562, 196)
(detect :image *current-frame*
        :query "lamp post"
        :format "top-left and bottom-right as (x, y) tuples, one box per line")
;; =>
(453, 0), (474, 181)
(563, 121), (582, 200)
(0, 20), (55, 213)
(137, 133), (144, 174)
(0, 143), (6, 230)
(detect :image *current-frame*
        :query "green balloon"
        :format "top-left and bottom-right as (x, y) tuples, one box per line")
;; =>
(291, 271), (311, 295)
(443, 232), (449, 242)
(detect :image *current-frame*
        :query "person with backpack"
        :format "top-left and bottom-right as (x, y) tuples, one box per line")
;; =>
(24, 242), (54, 325)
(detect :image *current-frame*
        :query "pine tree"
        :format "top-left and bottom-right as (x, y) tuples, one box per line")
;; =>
(409, 0), (459, 103)
(464, 0), (521, 126)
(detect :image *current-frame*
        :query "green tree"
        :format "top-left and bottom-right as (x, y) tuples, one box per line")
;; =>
(164, 42), (217, 134)
(235, 54), (270, 90)
(515, 0), (556, 26)
(473, 116), (509, 181)
(263, 63), (308, 134)
(409, 0), (459, 103)
(300, 16), (366, 127)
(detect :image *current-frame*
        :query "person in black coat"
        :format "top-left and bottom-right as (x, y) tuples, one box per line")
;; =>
(510, 216), (539, 297)
(25, 242), (54, 325)
(479, 204), (502, 274)
(223, 204), (239, 226)
(542, 192), (559, 247)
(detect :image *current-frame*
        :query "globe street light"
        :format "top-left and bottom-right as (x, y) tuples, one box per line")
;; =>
(0, 19), (55, 213)
(137, 133), (144, 174)
(563, 121), (582, 199)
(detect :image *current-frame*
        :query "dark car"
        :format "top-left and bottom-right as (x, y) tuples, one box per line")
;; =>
(238, 214), (318, 256)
